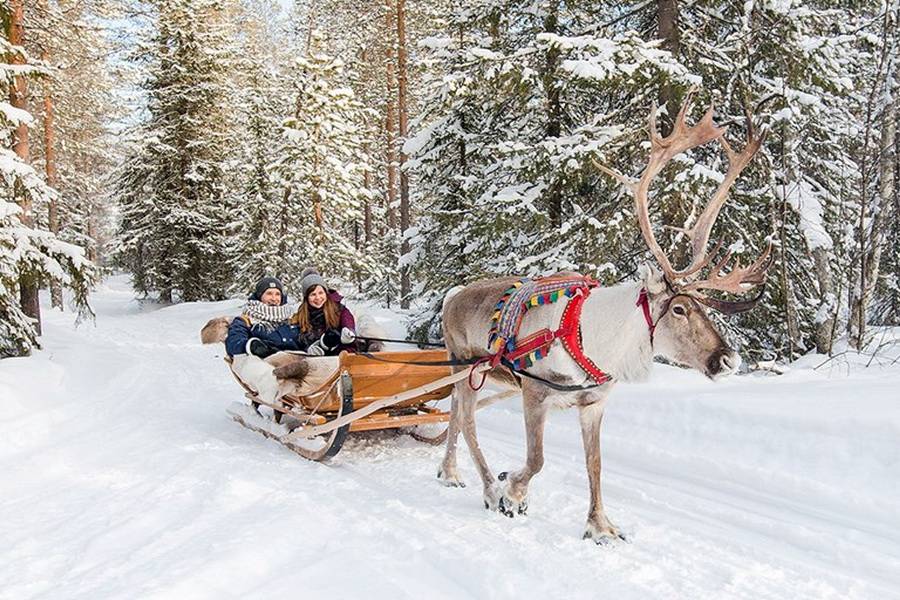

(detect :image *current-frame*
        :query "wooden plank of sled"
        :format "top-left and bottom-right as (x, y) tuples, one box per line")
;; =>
(348, 409), (450, 432)
(340, 350), (454, 408)
(291, 350), (452, 412)
(286, 364), (488, 442)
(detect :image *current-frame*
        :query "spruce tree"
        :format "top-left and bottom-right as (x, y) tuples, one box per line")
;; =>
(1, 29), (96, 358)
(115, 0), (240, 302)
(231, 0), (294, 293)
(269, 30), (378, 290)
(407, 0), (692, 338)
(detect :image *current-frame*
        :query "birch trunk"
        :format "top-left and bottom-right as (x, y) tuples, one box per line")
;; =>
(384, 0), (398, 232)
(811, 247), (835, 353)
(397, 0), (410, 308)
(850, 93), (895, 349)
(849, 8), (897, 350)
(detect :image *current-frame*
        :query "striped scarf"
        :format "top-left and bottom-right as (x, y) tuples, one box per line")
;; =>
(242, 300), (293, 332)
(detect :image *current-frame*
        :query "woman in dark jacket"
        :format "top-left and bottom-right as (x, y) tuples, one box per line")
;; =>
(291, 269), (356, 356)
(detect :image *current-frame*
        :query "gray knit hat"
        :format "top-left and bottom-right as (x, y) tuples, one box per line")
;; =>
(299, 267), (326, 300)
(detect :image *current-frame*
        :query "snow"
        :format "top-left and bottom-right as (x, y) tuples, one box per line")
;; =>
(0, 101), (34, 126)
(778, 178), (835, 251)
(2, 275), (900, 599)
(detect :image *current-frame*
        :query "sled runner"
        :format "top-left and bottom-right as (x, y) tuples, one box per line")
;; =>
(225, 350), (498, 461)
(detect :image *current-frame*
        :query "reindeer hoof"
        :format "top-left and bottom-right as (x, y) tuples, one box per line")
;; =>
(583, 524), (627, 545)
(583, 531), (627, 545)
(583, 518), (626, 545)
(495, 472), (527, 516)
(436, 468), (466, 488)
(497, 495), (527, 517)
(499, 496), (527, 516)
(482, 484), (503, 512)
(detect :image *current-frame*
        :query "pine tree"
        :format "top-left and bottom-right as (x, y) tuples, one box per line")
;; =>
(30, 0), (120, 272)
(268, 30), (378, 290)
(115, 0), (241, 303)
(231, 0), (294, 293)
(407, 0), (692, 339)
(1, 23), (96, 358)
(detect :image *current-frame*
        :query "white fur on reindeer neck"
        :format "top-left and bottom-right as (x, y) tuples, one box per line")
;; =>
(242, 300), (294, 331)
(579, 276), (660, 383)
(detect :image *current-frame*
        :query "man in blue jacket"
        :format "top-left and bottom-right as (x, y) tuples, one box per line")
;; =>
(225, 276), (301, 358)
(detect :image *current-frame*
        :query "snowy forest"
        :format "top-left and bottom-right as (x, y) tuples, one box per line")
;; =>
(2, 0), (898, 362)
(5, 2), (900, 596)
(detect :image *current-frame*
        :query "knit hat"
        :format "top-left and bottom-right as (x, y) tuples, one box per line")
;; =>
(299, 267), (327, 300)
(251, 276), (287, 305)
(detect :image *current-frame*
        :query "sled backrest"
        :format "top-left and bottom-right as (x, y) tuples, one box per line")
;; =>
(339, 349), (453, 407)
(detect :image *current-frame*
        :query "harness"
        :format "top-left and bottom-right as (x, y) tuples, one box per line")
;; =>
(470, 275), (658, 391)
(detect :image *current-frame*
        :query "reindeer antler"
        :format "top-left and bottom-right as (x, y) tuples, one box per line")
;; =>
(595, 87), (771, 298)
(681, 242), (773, 294)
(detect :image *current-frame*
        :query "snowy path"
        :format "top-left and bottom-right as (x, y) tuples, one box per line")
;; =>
(2, 275), (899, 599)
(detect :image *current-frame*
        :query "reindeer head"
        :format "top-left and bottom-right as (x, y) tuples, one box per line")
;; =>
(602, 89), (771, 379)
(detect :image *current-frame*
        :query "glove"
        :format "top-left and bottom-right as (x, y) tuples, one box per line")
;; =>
(246, 338), (276, 359)
(322, 329), (342, 350)
(306, 340), (326, 356)
(340, 327), (356, 345)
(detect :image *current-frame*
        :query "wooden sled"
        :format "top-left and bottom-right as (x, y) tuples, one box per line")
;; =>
(226, 350), (502, 461)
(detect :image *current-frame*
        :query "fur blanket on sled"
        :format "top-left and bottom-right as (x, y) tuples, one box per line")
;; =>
(200, 313), (387, 403)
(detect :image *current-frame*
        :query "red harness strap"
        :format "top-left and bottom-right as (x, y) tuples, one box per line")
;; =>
(558, 289), (612, 385)
(636, 288), (656, 343)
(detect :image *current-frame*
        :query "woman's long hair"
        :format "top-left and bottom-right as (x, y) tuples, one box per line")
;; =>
(292, 292), (341, 332)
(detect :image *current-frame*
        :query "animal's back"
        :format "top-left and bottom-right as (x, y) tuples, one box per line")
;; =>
(442, 276), (521, 359)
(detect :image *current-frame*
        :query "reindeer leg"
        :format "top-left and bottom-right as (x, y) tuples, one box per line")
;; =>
(578, 400), (625, 544)
(455, 379), (502, 512)
(497, 380), (550, 516)
(437, 380), (465, 487)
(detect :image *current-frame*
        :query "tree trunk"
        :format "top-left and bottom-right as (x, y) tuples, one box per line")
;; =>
(656, 0), (680, 127)
(363, 149), (372, 244)
(86, 212), (99, 263)
(543, 3), (563, 229)
(778, 169), (803, 357)
(850, 9), (897, 350)
(654, 0), (692, 267)
(811, 247), (835, 353)
(850, 92), (896, 349)
(41, 47), (64, 310)
(397, 0), (410, 308)
(384, 0), (398, 232)
(8, 0), (41, 335)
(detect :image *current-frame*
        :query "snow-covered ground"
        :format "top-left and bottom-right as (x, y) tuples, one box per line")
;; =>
(2, 275), (899, 599)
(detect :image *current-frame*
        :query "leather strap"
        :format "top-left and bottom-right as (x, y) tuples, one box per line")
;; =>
(559, 289), (612, 385)
(636, 288), (656, 344)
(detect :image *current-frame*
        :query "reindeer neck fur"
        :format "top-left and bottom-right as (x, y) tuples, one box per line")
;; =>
(580, 280), (655, 383)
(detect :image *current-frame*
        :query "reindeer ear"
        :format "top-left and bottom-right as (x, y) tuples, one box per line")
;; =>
(639, 263), (667, 294)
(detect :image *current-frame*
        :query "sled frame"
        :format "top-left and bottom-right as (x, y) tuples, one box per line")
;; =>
(226, 350), (490, 460)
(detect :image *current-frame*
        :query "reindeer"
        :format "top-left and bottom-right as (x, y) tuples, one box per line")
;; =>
(437, 90), (771, 544)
